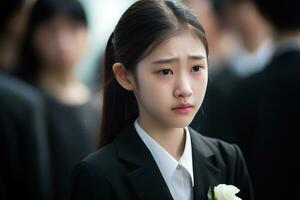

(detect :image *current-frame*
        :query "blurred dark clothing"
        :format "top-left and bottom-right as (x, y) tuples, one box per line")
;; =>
(41, 92), (100, 200)
(0, 72), (52, 200)
(229, 45), (300, 199)
(71, 125), (254, 200)
(191, 65), (241, 143)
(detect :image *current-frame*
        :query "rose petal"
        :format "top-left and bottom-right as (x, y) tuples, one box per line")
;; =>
(214, 184), (241, 200)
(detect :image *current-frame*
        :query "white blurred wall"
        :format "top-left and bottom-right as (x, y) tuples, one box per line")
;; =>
(76, 0), (137, 91)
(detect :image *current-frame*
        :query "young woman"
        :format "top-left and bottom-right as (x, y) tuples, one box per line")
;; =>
(71, 0), (253, 200)
(15, 0), (100, 200)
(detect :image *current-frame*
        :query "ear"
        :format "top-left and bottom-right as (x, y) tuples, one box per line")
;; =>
(112, 63), (135, 91)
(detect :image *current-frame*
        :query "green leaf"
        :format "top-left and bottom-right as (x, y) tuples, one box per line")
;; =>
(207, 186), (214, 200)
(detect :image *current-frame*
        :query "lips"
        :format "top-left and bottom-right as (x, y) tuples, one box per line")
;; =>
(172, 104), (194, 114)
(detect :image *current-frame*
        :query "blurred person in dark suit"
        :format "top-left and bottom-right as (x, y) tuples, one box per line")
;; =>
(229, 0), (300, 199)
(14, 0), (100, 199)
(0, 1), (51, 200)
(182, 0), (238, 140)
(0, 73), (52, 200)
(224, 0), (273, 78)
(182, 0), (236, 72)
(191, 0), (273, 143)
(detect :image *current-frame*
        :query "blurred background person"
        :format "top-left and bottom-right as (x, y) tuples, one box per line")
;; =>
(182, 0), (235, 72)
(0, 0), (34, 73)
(184, 0), (273, 143)
(76, 0), (137, 92)
(0, 0), (51, 199)
(14, 0), (100, 199)
(0, 71), (52, 200)
(182, 0), (235, 139)
(224, 0), (273, 78)
(229, 0), (300, 199)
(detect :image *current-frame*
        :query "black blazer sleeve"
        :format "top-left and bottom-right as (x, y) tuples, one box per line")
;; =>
(0, 75), (52, 200)
(71, 162), (114, 200)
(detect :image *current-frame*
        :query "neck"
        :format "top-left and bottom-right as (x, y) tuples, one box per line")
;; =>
(137, 118), (186, 160)
(39, 65), (76, 86)
(274, 29), (300, 44)
(243, 24), (271, 52)
(38, 66), (90, 105)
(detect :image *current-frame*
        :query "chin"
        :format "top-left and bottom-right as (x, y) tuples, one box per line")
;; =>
(171, 117), (193, 128)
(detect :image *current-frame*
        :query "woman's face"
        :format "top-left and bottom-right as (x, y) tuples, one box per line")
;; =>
(133, 30), (208, 130)
(33, 14), (88, 71)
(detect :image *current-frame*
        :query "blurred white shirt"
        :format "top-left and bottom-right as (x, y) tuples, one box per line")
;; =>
(230, 39), (273, 77)
(274, 36), (300, 56)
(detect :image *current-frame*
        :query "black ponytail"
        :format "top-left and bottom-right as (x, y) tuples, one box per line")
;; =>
(98, 33), (138, 148)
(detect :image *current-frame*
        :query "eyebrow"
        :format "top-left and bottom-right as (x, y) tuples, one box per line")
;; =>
(152, 55), (206, 64)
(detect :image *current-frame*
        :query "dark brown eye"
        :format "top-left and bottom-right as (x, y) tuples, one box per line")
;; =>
(158, 69), (173, 75)
(191, 65), (201, 72)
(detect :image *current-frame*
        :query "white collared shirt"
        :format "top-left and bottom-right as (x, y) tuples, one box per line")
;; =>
(274, 36), (300, 57)
(134, 120), (194, 200)
(230, 39), (274, 77)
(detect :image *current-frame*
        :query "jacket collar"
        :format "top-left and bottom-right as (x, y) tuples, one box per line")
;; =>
(114, 125), (221, 200)
(189, 128), (221, 199)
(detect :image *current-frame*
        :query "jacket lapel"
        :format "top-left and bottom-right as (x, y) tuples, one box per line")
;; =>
(189, 128), (221, 200)
(114, 125), (222, 200)
(114, 125), (173, 200)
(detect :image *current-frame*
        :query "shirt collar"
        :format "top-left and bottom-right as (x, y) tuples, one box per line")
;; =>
(134, 120), (194, 186)
(274, 36), (300, 57)
(231, 39), (273, 77)
(179, 126), (194, 185)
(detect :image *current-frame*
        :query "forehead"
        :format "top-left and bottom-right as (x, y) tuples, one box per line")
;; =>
(141, 30), (207, 62)
(39, 14), (79, 28)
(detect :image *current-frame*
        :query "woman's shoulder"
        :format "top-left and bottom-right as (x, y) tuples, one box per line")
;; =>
(188, 128), (254, 200)
(188, 127), (243, 162)
(0, 73), (43, 105)
(81, 143), (117, 169)
(71, 144), (116, 199)
(71, 143), (119, 188)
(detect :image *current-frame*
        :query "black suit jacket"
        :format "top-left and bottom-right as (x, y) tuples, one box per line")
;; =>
(71, 125), (253, 200)
(0, 73), (52, 200)
(229, 48), (300, 199)
(191, 65), (242, 143)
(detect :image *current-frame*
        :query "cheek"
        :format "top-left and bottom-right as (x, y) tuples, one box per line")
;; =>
(138, 78), (164, 100)
(193, 73), (208, 99)
(33, 33), (56, 61)
(75, 29), (88, 52)
(135, 74), (171, 107)
(64, 30), (88, 61)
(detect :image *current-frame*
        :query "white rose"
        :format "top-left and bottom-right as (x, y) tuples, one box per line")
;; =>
(213, 184), (242, 200)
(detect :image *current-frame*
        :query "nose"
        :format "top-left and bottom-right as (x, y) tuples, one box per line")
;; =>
(174, 75), (193, 99)
(56, 31), (71, 48)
